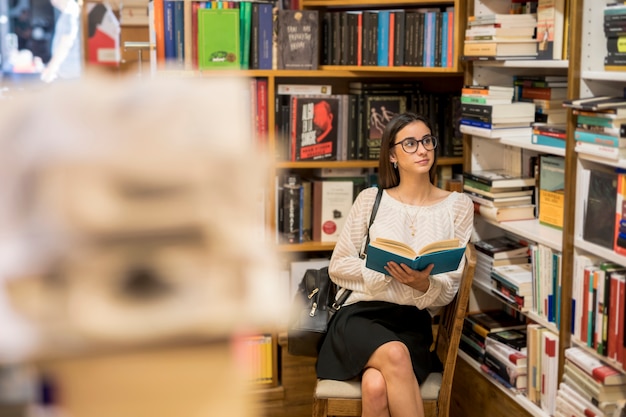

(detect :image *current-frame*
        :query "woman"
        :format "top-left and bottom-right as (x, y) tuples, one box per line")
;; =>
(316, 112), (474, 417)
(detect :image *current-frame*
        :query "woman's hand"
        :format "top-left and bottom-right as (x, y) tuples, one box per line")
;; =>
(383, 262), (434, 293)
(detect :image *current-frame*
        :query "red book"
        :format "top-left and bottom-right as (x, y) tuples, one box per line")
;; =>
(581, 266), (591, 344)
(191, 2), (199, 69)
(565, 347), (626, 385)
(388, 12), (395, 67)
(256, 78), (268, 146)
(616, 274), (626, 367)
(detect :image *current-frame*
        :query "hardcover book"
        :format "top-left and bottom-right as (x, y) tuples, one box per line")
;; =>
(463, 170), (536, 189)
(486, 329), (528, 352)
(312, 180), (353, 242)
(365, 95), (407, 160)
(197, 8), (240, 69)
(465, 310), (526, 335)
(565, 347), (626, 385)
(583, 169), (618, 249)
(536, 0), (566, 60)
(365, 238), (465, 276)
(277, 10), (319, 70)
(538, 155), (565, 229)
(474, 236), (529, 260)
(289, 95), (341, 161)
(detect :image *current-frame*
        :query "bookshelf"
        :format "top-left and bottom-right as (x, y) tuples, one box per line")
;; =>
(566, 0), (626, 393)
(453, 0), (575, 415)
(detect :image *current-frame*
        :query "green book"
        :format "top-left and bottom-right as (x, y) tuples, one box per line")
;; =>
(198, 8), (240, 70)
(239, 1), (252, 69)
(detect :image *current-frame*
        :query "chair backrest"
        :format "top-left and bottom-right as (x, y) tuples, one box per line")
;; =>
(430, 243), (476, 417)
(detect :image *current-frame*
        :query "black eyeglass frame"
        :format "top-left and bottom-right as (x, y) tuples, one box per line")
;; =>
(391, 135), (438, 153)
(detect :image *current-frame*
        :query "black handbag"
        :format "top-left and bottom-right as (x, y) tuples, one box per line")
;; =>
(287, 187), (383, 357)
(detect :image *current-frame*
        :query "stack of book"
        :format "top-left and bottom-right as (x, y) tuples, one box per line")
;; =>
(473, 235), (530, 288)
(459, 85), (535, 139)
(531, 123), (567, 149)
(556, 347), (626, 416)
(483, 331), (528, 390)
(564, 96), (626, 161)
(490, 263), (533, 312)
(604, 3), (626, 70)
(513, 74), (568, 124)
(463, 169), (536, 222)
(463, 13), (537, 60)
(461, 310), (527, 389)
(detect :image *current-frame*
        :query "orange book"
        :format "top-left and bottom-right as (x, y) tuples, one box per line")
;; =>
(153, 0), (165, 65)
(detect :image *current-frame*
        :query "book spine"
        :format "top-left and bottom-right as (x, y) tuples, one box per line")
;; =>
(531, 133), (567, 149)
(163, 0), (176, 60)
(377, 10), (390, 66)
(575, 129), (624, 147)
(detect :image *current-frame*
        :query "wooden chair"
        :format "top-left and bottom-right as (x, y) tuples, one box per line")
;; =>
(312, 244), (476, 417)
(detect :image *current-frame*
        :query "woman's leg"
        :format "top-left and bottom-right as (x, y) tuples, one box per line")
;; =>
(361, 368), (390, 417)
(364, 341), (424, 417)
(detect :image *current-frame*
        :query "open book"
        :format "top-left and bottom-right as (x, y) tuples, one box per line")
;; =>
(365, 238), (466, 275)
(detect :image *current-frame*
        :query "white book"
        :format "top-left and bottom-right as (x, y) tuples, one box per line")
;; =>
(459, 125), (532, 139)
(575, 141), (626, 161)
(277, 84), (333, 95)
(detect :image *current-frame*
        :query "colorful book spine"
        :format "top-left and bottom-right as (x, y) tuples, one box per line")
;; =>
(377, 10), (390, 66)
(258, 2), (273, 70)
(163, 0), (176, 60)
(575, 129), (626, 147)
(532, 133), (566, 149)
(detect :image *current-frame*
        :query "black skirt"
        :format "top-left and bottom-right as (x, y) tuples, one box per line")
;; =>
(316, 301), (441, 384)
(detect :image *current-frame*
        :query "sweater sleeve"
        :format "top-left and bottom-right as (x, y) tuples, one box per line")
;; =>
(328, 187), (391, 295)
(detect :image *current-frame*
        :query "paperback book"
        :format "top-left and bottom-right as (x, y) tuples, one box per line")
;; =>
(276, 10), (319, 70)
(366, 238), (465, 275)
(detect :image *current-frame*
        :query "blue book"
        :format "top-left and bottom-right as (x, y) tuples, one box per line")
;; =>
(531, 133), (566, 149)
(377, 10), (390, 66)
(575, 129), (626, 147)
(163, 0), (176, 60)
(257, 2), (273, 69)
(424, 11), (436, 67)
(441, 11), (448, 67)
(366, 238), (465, 276)
(174, 0), (185, 63)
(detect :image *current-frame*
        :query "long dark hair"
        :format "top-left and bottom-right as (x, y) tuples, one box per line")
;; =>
(378, 112), (438, 189)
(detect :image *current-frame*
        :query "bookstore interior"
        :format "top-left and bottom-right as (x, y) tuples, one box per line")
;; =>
(3, 0), (626, 416)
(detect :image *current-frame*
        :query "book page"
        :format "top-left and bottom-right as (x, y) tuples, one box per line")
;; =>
(370, 237), (416, 258)
(418, 238), (460, 255)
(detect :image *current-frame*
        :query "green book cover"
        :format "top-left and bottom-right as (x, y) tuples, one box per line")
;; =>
(239, 1), (252, 69)
(198, 8), (240, 69)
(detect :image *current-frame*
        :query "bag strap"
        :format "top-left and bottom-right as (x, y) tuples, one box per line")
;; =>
(332, 186), (383, 312)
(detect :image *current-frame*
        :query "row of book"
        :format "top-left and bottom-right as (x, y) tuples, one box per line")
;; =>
(555, 347), (626, 417)
(233, 333), (275, 385)
(320, 7), (455, 68)
(276, 170), (371, 245)
(275, 83), (463, 162)
(604, 3), (626, 70)
(473, 235), (563, 325)
(459, 76), (567, 142)
(462, 0), (567, 61)
(460, 308), (563, 413)
(153, 2), (319, 71)
(463, 12), (538, 60)
(571, 253), (626, 364)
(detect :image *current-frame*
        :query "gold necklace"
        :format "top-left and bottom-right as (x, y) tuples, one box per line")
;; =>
(396, 194), (419, 237)
(396, 188), (432, 237)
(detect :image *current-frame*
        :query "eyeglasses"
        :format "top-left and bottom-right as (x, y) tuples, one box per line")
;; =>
(391, 135), (438, 153)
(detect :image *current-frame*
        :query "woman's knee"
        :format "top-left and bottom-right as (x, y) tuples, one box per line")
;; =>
(379, 341), (412, 369)
(361, 368), (387, 404)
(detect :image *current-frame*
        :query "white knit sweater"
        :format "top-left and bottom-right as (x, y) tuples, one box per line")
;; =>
(328, 186), (474, 316)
